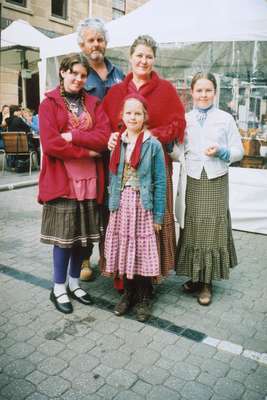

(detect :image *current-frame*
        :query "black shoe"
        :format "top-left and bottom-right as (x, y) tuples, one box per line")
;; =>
(50, 290), (73, 314)
(67, 286), (94, 305)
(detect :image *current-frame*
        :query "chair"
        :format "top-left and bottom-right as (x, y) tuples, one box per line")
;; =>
(1, 132), (37, 175)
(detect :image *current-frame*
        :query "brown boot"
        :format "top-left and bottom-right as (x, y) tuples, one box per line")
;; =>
(114, 278), (135, 316)
(197, 283), (212, 306)
(80, 259), (94, 281)
(134, 276), (152, 322)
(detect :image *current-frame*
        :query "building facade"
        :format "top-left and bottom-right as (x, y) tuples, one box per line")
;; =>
(0, 0), (148, 110)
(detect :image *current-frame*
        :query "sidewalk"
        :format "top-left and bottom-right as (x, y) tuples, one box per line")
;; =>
(0, 173), (266, 400)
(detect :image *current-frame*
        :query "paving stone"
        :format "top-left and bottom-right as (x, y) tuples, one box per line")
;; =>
(1, 378), (35, 399)
(171, 361), (200, 381)
(0, 373), (10, 389)
(155, 356), (175, 370)
(96, 384), (119, 400)
(61, 389), (88, 400)
(71, 373), (105, 394)
(106, 369), (137, 389)
(113, 390), (143, 400)
(242, 389), (266, 400)
(197, 372), (218, 387)
(92, 364), (113, 379)
(5, 342), (35, 359)
(214, 377), (245, 399)
(27, 351), (47, 365)
(181, 381), (213, 400)
(202, 358), (230, 378)
(138, 365), (169, 385)
(37, 356), (68, 375)
(96, 334), (124, 351)
(226, 368), (248, 383)
(38, 341), (66, 356)
(26, 370), (47, 385)
(131, 348), (160, 367)
(161, 344), (189, 362)
(7, 326), (35, 342)
(132, 379), (152, 396)
(147, 385), (180, 400)
(101, 350), (131, 369)
(67, 337), (95, 353)
(230, 357), (258, 373)
(190, 342), (217, 358)
(26, 394), (48, 400)
(94, 320), (119, 335)
(38, 376), (71, 397)
(4, 359), (35, 379)
(164, 376), (186, 392)
(69, 354), (99, 372)
(244, 372), (267, 394)
(213, 351), (234, 364)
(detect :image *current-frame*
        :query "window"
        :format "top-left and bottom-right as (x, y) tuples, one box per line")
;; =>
(51, 0), (67, 20)
(6, 0), (26, 6)
(112, 0), (125, 20)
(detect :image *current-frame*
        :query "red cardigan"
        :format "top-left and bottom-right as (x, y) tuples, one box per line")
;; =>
(103, 71), (186, 147)
(38, 87), (111, 204)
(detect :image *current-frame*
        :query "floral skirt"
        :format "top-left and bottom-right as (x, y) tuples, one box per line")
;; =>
(175, 170), (237, 283)
(104, 187), (160, 279)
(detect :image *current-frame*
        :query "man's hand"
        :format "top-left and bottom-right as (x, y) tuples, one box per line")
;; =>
(154, 223), (162, 233)
(108, 132), (120, 151)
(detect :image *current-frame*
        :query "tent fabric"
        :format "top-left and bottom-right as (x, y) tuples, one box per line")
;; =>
(229, 167), (267, 235)
(40, 0), (267, 59)
(1, 19), (49, 49)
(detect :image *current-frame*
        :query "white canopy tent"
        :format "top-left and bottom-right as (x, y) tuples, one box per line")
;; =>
(1, 19), (50, 106)
(40, 0), (267, 58)
(38, 0), (267, 234)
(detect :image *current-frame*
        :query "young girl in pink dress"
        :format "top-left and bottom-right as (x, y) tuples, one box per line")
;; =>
(104, 94), (166, 321)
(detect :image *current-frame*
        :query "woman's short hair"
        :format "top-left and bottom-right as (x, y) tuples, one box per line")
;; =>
(59, 53), (90, 81)
(76, 17), (108, 45)
(130, 35), (157, 57)
(191, 72), (217, 92)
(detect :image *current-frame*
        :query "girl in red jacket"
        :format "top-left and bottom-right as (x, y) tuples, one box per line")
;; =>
(38, 54), (110, 314)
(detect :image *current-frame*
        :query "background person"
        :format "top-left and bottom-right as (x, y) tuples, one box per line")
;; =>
(38, 53), (110, 314)
(103, 35), (185, 294)
(175, 72), (244, 306)
(77, 17), (125, 281)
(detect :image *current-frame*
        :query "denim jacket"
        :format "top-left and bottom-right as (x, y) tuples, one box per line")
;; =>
(108, 132), (167, 224)
(84, 58), (124, 100)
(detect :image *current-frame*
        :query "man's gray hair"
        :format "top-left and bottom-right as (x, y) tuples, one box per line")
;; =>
(77, 17), (108, 44)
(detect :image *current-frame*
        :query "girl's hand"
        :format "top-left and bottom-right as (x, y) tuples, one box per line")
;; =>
(88, 150), (102, 158)
(205, 145), (219, 157)
(154, 223), (162, 233)
(108, 132), (119, 151)
(61, 132), (72, 142)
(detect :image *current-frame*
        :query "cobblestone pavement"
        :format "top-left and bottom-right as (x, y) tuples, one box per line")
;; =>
(0, 173), (266, 400)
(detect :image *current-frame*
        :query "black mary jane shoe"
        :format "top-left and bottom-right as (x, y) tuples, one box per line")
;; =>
(67, 286), (94, 305)
(50, 290), (73, 314)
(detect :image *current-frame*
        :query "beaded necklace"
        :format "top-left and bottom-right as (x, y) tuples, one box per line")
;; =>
(60, 81), (93, 129)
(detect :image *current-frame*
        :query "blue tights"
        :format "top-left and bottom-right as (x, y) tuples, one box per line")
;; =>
(53, 245), (92, 284)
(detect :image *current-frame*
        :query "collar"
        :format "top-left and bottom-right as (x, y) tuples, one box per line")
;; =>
(121, 129), (151, 144)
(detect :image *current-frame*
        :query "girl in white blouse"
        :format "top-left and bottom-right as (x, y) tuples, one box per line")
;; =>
(175, 72), (244, 306)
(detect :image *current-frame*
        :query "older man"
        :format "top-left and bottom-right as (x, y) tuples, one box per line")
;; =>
(77, 17), (124, 281)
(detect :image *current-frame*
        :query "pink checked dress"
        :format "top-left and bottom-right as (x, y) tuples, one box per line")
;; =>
(104, 133), (160, 280)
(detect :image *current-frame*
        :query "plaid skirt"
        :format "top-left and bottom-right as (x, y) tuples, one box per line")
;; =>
(40, 198), (103, 248)
(104, 187), (160, 279)
(175, 170), (237, 283)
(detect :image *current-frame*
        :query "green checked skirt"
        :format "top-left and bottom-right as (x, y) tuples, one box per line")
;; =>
(175, 170), (237, 283)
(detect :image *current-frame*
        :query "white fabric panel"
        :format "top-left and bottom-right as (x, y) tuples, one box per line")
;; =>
(229, 167), (267, 235)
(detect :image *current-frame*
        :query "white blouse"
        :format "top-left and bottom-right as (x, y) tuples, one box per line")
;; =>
(184, 107), (244, 180)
